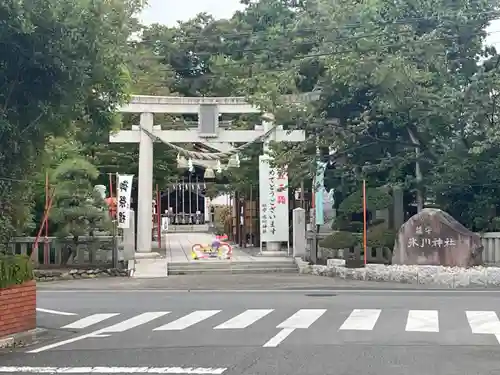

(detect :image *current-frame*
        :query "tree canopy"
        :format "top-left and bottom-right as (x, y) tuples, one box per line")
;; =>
(3, 0), (500, 248)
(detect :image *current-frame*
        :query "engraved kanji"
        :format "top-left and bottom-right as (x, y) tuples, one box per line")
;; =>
(420, 238), (431, 247)
(408, 238), (419, 247)
(432, 238), (443, 247)
(444, 238), (456, 247)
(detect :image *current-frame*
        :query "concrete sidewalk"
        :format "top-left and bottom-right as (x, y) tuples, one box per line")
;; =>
(163, 232), (290, 263)
(132, 233), (294, 277)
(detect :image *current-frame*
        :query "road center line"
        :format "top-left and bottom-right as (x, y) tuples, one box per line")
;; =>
(0, 366), (227, 374)
(263, 328), (295, 347)
(36, 308), (77, 316)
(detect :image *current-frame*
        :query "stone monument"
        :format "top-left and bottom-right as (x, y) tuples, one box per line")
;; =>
(392, 208), (483, 267)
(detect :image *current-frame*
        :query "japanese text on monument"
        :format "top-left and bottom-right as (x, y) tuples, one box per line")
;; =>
(407, 225), (456, 248)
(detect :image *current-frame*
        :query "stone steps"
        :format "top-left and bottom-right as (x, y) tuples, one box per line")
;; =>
(167, 260), (298, 275)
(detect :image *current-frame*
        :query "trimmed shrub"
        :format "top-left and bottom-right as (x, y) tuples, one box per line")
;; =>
(0, 254), (34, 289)
(319, 231), (360, 250)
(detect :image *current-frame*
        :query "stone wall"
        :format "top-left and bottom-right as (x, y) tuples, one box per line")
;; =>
(0, 281), (36, 338)
(34, 268), (129, 282)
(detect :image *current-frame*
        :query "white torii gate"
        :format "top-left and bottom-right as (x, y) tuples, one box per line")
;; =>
(111, 94), (318, 254)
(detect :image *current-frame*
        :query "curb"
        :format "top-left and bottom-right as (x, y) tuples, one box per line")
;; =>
(0, 328), (47, 349)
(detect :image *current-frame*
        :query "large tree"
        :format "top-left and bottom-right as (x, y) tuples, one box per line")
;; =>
(226, 0), (500, 229)
(0, 0), (143, 248)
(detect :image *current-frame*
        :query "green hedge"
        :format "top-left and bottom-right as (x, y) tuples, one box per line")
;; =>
(0, 254), (34, 289)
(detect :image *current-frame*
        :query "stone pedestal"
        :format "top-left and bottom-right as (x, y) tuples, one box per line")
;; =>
(264, 241), (281, 252)
(122, 210), (135, 261)
(292, 208), (306, 258)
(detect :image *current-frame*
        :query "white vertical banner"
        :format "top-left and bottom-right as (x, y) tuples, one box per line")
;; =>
(116, 174), (134, 228)
(259, 155), (289, 242)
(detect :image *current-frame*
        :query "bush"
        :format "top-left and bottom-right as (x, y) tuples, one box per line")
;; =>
(338, 187), (392, 214)
(0, 254), (34, 289)
(366, 225), (396, 248)
(319, 231), (361, 249)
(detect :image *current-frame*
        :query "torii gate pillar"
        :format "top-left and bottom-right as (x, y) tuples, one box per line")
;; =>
(137, 112), (154, 253)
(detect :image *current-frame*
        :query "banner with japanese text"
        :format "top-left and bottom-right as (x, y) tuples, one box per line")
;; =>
(258, 155), (289, 242)
(116, 174), (134, 228)
(314, 160), (327, 225)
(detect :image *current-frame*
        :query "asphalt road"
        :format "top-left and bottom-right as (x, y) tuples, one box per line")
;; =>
(2, 278), (500, 374)
(33, 273), (471, 291)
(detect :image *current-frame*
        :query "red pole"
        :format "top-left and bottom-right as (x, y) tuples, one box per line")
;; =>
(363, 180), (367, 265)
(109, 173), (114, 198)
(32, 187), (56, 262)
(43, 172), (49, 264)
(156, 184), (161, 249)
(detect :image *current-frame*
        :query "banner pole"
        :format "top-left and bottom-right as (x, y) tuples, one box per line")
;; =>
(43, 171), (49, 264)
(156, 184), (161, 249)
(363, 180), (367, 265)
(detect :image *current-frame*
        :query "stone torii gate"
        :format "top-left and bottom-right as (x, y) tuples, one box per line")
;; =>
(111, 94), (318, 254)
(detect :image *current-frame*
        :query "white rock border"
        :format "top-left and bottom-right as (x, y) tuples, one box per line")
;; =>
(294, 258), (500, 287)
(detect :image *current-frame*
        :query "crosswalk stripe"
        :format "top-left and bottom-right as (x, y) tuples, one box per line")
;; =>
(154, 310), (221, 331)
(339, 309), (381, 331)
(61, 313), (120, 329)
(214, 309), (274, 329)
(466, 311), (500, 334)
(405, 310), (439, 332)
(98, 312), (170, 333)
(276, 309), (326, 329)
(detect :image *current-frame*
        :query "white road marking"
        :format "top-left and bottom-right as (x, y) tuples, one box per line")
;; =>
(339, 309), (381, 331)
(405, 310), (439, 332)
(0, 366), (227, 374)
(262, 309), (326, 348)
(262, 328), (295, 347)
(26, 332), (103, 354)
(61, 313), (119, 329)
(154, 310), (221, 331)
(214, 309), (273, 329)
(466, 311), (500, 335)
(276, 309), (326, 329)
(99, 312), (169, 333)
(36, 308), (77, 316)
(27, 312), (169, 353)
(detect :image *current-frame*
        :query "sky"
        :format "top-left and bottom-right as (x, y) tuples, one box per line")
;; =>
(139, 0), (500, 52)
(140, 0), (244, 26)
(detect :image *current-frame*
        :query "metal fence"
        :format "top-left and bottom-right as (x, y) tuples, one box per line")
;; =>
(5, 236), (117, 268)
